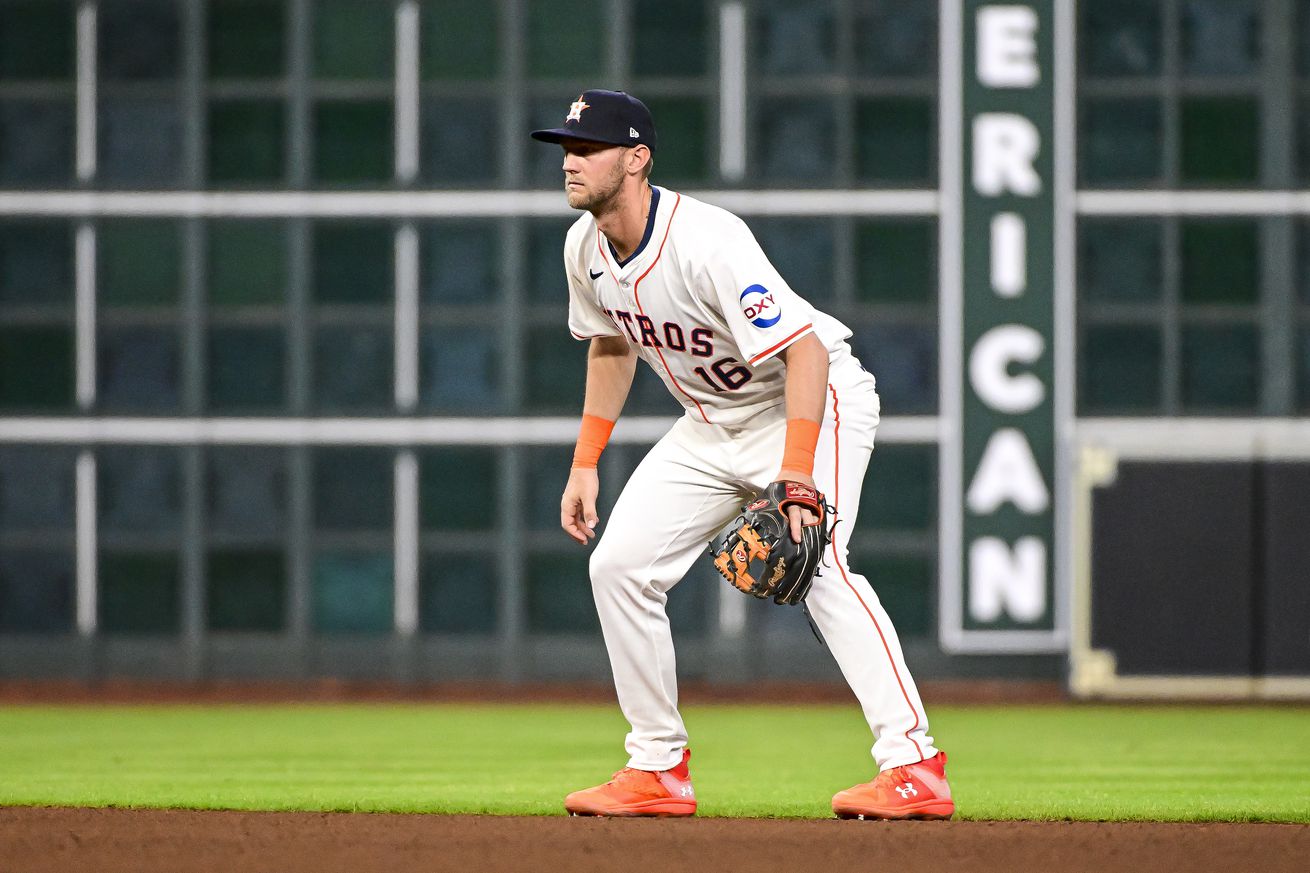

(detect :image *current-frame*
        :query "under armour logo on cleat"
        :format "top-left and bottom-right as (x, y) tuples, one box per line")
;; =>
(895, 782), (918, 798)
(679, 786), (694, 797)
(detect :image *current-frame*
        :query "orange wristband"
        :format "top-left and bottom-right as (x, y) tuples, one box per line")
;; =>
(572, 414), (616, 469)
(780, 418), (822, 476)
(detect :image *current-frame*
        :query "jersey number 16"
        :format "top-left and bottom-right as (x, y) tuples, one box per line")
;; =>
(692, 356), (752, 393)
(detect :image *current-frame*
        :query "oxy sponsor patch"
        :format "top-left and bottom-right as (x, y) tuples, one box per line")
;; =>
(739, 284), (780, 328)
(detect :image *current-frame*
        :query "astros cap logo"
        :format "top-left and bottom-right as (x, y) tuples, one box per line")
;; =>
(566, 96), (590, 123)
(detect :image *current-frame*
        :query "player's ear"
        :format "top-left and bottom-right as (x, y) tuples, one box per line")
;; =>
(629, 145), (651, 177)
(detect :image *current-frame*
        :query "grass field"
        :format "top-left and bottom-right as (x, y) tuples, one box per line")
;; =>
(1, 703), (1307, 822)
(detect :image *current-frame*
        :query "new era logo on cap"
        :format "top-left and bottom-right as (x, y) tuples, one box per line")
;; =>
(530, 89), (658, 151)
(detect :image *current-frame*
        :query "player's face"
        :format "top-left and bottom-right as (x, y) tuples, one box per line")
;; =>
(560, 139), (628, 210)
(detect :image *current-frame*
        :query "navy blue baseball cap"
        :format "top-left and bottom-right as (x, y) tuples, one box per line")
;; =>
(531, 90), (657, 151)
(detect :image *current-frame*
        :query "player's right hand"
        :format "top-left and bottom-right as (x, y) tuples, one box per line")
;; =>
(561, 467), (601, 545)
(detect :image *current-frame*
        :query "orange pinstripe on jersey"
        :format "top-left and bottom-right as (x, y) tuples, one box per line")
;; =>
(747, 323), (814, 365)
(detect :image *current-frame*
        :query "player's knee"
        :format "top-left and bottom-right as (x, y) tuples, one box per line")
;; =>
(588, 539), (625, 593)
(589, 540), (657, 603)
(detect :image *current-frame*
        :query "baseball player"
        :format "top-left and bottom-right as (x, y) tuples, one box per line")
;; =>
(531, 90), (953, 820)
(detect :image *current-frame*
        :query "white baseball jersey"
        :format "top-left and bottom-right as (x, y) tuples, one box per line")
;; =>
(564, 187), (857, 426)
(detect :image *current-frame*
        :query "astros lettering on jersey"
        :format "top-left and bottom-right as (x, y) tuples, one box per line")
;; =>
(564, 187), (856, 425)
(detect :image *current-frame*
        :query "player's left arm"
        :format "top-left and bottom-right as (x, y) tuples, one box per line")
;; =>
(775, 332), (829, 542)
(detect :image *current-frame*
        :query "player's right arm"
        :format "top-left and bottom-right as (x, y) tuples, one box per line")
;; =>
(561, 336), (636, 545)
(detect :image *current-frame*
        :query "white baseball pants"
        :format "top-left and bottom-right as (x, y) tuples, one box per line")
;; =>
(588, 361), (939, 772)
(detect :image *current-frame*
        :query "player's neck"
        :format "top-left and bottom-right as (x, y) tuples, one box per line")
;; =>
(593, 182), (652, 262)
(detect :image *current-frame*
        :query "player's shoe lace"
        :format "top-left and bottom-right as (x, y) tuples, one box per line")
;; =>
(603, 767), (669, 799)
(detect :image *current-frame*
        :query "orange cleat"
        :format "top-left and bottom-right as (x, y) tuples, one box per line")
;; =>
(565, 749), (697, 817)
(832, 751), (954, 820)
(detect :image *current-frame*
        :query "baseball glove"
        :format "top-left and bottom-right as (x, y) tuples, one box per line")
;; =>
(708, 481), (832, 606)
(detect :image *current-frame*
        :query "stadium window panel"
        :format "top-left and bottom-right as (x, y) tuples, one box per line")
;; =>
(1081, 0), (1163, 77)
(526, 0), (604, 78)
(756, 97), (837, 184)
(526, 551), (599, 633)
(1295, 96), (1310, 185)
(97, 326), (181, 412)
(312, 324), (393, 411)
(1079, 219), (1164, 302)
(421, 98), (498, 185)
(0, 100), (74, 186)
(1079, 99), (1163, 186)
(0, 221), (73, 305)
(633, 0), (708, 77)
(0, 446), (76, 534)
(206, 447), (287, 538)
(1180, 97), (1259, 184)
(313, 101), (393, 184)
(666, 561), (712, 638)
(748, 218), (835, 304)
(526, 217), (574, 303)
(849, 323), (937, 414)
(420, 222), (498, 304)
(98, 552), (180, 635)
(208, 0), (286, 80)
(855, 98), (934, 185)
(420, 552), (497, 634)
(312, 447), (393, 532)
(312, 0), (392, 80)
(0, 0), (74, 80)
(854, 1), (937, 78)
(851, 553), (932, 638)
(98, 0), (180, 81)
(0, 326), (73, 410)
(419, 448), (496, 531)
(1299, 220), (1310, 303)
(1182, 325), (1260, 410)
(855, 220), (935, 305)
(0, 550), (73, 633)
(98, 96), (184, 186)
(99, 220), (181, 307)
(207, 549), (286, 631)
(311, 222), (392, 303)
(208, 100), (285, 185)
(523, 445), (574, 533)
(639, 97), (708, 184)
(97, 447), (183, 535)
(1080, 325), (1163, 413)
(1300, 328), (1310, 411)
(1180, 0), (1261, 76)
(860, 444), (935, 532)
(312, 551), (393, 634)
(419, 327), (502, 412)
(754, 0), (838, 76)
(207, 325), (286, 412)
(1300, 0), (1310, 75)
(1181, 221), (1260, 305)
(421, 0), (498, 80)
(524, 326), (587, 412)
(207, 221), (287, 306)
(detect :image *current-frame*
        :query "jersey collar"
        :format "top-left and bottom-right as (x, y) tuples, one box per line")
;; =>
(607, 186), (661, 268)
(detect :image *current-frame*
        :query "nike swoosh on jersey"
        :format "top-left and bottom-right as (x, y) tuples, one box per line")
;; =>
(589, 269), (604, 280)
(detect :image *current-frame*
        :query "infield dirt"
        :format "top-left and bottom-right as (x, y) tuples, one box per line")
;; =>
(3, 808), (1307, 873)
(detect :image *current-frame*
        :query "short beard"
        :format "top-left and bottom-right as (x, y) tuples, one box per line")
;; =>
(567, 156), (627, 214)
